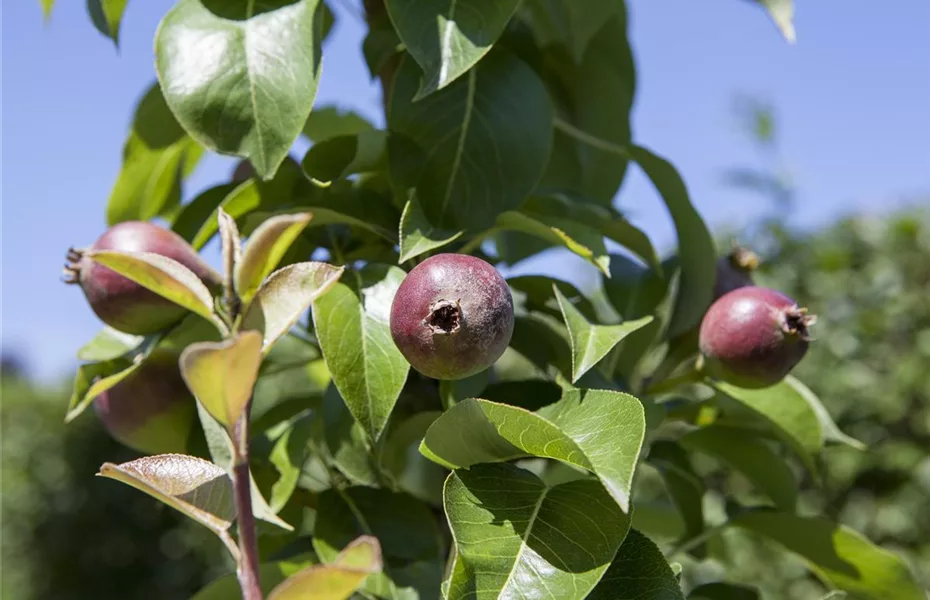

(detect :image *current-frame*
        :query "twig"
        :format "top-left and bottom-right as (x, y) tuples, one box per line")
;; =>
(233, 446), (262, 600)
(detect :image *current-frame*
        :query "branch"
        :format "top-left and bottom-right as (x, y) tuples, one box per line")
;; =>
(233, 409), (262, 599)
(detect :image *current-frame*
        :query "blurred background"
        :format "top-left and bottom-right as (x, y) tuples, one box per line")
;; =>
(2, 1), (928, 598)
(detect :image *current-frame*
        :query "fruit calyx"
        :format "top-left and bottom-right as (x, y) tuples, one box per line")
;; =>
(425, 299), (462, 335)
(782, 306), (816, 341)
(62, 247), (86, 284)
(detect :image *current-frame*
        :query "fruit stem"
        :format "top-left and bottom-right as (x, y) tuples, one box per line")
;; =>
(232, 408), (262, 600)
(643, 367), (703, 395)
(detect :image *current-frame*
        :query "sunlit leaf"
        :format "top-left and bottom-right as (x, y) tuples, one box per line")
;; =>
(106, 82), (203, 225)
(397, 193), (464, 263)
(785, 376), (865, 450)
(444, 463), (631, 599)
(732, 510), (924, 600)
(421, 389), (645, 512)
(76, 327), (144, 362)
(155, 0), (323, 179)
(311, 265), (409, 440)
(97, 454), (235, 538)
(496, 210), (610, 275)
(242, 262), (345, 354)
(236, 213), (314, 303)
(712, 380), (823, 474)
(754, 0), (795, 43)
(179, 331), (263, 429)
(87, 0), (129, 45)
(85, 249), (223, 332)
(384, 0), (521, 97)
(192, 554), (317, 600)
(314, 487), (444, 598)
(388, 52), (552, 230)
(269, 536), (382, 600)
(553, 284), (653, 382)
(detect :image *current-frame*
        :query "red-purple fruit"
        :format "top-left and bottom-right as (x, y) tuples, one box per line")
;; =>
(390, 254), (514, 380)
(713, 245), (760, 299)
(94, 352), (196, 455)
(64, 221), (221, 335)
(232, 159), (255, 182)
(699, 286), (815, 388)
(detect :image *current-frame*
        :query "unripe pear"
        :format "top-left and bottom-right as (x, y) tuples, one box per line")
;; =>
(64, 221), (221, 335)
(390, 254), (514, 380)
(699, 286), (815, 388)
(93, 352), (196, 455)
(713, 245), (759, 300)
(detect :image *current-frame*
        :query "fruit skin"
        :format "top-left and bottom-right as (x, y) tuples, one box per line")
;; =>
(699, 286), (815, 388)
(64, 221), (221, 335)
(390, 254), (514, 381)
(94, 352), (196, 455)
(712, 245), (760, 300)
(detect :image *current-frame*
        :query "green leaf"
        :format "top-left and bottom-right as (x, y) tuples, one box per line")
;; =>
(311, 264), (409, 440)
(524, 0), (618, 63)
(754, 0), (795, 43)
(444, 463), (631, 599)
(530, 194), (662, 272)
(292, 182), (399, 242)
(384, 0), (521, 98)
(66, 358), (134, 422)
(41, 0), (55, 20)
(508, 312), (573, 378)
(190, 159), (303, 250)
(397, 193), (464, 263)
(688, 582), (761, 600)
(172, 183), (239, 242)
(303, 105), (375, 142)
(87, 0), (128, 45)
(301, 130), (387, 185)
(553, 284), (653, 382)
(381, 410), (447, 505)
(155, 0), (323, 179)
(320, 385), (379, 486)
(192, 554), (317, 600)
(495, 209), (610, 275)
(542, 12), (634, 204)
(680, 425), (798, 511)
(85, 249), (223, 332)
(648, 442), (706, 555)
(587, 528), (685, 599)
(314, 487), (444, 599)
(629, 146), (715, 337)
(106, 83), (203, 226)
(76, 328), (144, 362)
(784, 376), (865, 450)
(509, 275), (596, 322)
(217, 208), (242, 298)
(712, 380), (823, 474)
(236, 213), (314, 303)
(420, 389), (645, 512)
(268, 413), (314, 513)
(242, 261), (345, 354)
(388, 51), (553, 230)
(179, 331), (264, 429)
(97, 454), (235, 540)
(268, 536), (382, 600)
(732, 511), (924, 600)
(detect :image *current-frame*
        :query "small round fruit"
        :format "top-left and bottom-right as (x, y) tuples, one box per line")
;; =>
(64, 221), (221, 335)
(94, 352), (196, 455)
(713, 245), (760, 300)
(390, 254), (514, 380)
(699, 286), (815, 388)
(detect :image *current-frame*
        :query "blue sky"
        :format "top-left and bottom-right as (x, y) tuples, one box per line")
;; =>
(3, 1), (929, 381)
